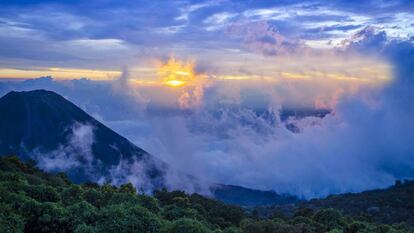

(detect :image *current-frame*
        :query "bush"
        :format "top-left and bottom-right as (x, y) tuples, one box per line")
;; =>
(22, 201), (71, 233)
(67, 201), (98, 225)
(82, 188), (104, 208)
(96, 204), (160, 233)
(0, 203), (24, 233)
(313, 208), (345, 231)
(61, 185), (83, 206)
(161, 218), (212, 233)
(25, 185), (60, 202)
(138, 195), (160, 213)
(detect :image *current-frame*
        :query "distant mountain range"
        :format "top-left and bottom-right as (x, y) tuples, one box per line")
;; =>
(0, 89), (298, 206)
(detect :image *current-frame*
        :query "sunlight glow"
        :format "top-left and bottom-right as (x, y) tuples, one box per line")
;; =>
(163, 79), (186, 87)
(157, 57), (196, 87)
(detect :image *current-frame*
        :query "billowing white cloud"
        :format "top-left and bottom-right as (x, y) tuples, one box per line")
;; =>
(0, 0), (413, 199)
(34, 122), (96, 171)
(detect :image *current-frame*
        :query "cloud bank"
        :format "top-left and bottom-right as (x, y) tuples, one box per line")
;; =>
(1, 28), (414, 198)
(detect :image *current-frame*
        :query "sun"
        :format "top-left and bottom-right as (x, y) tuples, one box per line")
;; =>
(157, 57), (195, 87)
(163, 79), (185, 87)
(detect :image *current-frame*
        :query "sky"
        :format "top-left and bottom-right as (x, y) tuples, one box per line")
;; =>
(1, 0), (410, 80)
(1, 0), (414, 198)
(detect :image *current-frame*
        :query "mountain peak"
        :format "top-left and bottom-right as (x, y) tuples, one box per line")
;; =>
(0, 89), (164, 187)
(2, 89), (64, 102)
(6, 89), (57, 95)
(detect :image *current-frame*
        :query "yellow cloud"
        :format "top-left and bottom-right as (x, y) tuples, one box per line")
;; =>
(0, 67), (121, 80)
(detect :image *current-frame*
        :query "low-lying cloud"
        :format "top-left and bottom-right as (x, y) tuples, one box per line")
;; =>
(34, 122), (96, 172)
(1, 28), (413, 199)
(32, 121), (167, 194)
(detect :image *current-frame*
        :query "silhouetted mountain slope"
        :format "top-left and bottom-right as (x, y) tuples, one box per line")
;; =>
(299, 180), (414, 224)
(211, 184), (299, 206)
(0, 90), (164, 185)
(256, 180), (414, 225)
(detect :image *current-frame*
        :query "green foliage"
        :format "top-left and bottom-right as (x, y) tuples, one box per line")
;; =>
(313, 208), (345, 231)
(161, 218), (212, 233)
(137, 194), (160, 213)
(22, 201), (71, 233)
(294, 207), (314, 218)
(0, 156), (412, 233)
(240, 218), (300, 233)
(119, 183), (136, 194)
(73, 224), (96, 233)
(327, 229), (342, 233)
(67, 201), (98, 225)
(82, 188), (104, 208)
(96, 204), (160, 233)
(0, 203), (24, 233)
(106, 192), (140, 206)
(292, 179), (414, 226)
(222, 226), (243, 233)
(25, 185), (60, 202)
(61, 185), (83, 206)
(161, 204), (200, 221)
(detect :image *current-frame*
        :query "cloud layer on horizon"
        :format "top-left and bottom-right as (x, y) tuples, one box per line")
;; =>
(0, 27), (413, 198)
(0, 1), (414, 198)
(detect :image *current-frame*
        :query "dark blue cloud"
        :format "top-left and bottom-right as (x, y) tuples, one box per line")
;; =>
(0, 0), (413, 70)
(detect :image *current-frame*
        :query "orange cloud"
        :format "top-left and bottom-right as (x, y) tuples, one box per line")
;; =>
(0, 67), (121, 80)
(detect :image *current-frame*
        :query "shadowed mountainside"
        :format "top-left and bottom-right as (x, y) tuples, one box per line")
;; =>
(255, 180), (414, 226)
(0, 90), (165, 185)
(211, 184), (299, 206)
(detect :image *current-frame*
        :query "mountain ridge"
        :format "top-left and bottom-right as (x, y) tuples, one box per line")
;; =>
(254, 179), (414, 225)
(0, 89), (164, 187)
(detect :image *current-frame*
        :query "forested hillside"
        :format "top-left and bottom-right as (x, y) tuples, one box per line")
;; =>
(1, 156), (412, 233)
(300, 180), (414, 225)
(255, 180), (414, 228)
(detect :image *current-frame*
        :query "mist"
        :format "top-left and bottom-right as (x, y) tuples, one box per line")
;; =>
(0, 28), (413, 199)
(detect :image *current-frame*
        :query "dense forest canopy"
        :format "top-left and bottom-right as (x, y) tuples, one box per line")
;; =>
(1, 156), (413, 233)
